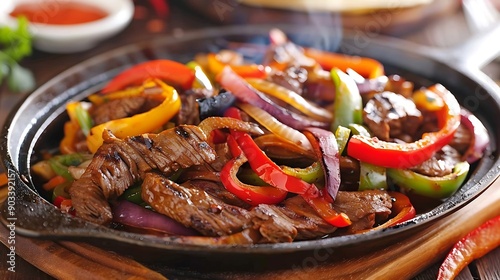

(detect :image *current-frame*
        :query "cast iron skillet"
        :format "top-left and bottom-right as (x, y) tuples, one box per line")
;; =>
(1, 24), (500, 270)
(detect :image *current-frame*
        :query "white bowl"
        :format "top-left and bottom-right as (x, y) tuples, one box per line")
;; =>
(0, 0), (134, 53)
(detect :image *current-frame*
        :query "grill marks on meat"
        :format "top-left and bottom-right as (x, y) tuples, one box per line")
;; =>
(268, 66), (308, 95)
(142, 173), (253, 237)
(142, 173), (393, 244)
(128, 126), (216, 174)
(253, 196), (336, 242)
(70, 125), (218, 225)
(364, 91), (423, 141)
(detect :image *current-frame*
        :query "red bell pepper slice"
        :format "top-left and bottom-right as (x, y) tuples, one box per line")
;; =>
(304, 48), (384, 78)
(207, 53), (268, 79)
(381, 191), (416, 228)
(102, 60), (195, 92)
(53, 196), (75, 215)
(232, 131), (320, 197)
(302, 192), (351, 228)
(224, 106), (319, 197)
(438, 215), (500, 280)
(225, 107), (349, 227)
(220, 135), (288, 206)
(42, 175), (67, 191)
(355, 191), (415, 233)
(347, 84), (461, 169)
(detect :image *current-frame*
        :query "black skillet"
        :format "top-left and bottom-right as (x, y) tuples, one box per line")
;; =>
(1, 24), (500, 272)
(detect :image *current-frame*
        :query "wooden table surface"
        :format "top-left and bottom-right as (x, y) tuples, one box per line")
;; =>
(1, 1), (499, 279)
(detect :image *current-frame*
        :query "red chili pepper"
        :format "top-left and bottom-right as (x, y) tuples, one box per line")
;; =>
(304, 48), (384, 78)
(438, 215), (500, 280)
(102, 60), (195, 92)
(220, 135), (288, 206)
(347, 84), (461, 169)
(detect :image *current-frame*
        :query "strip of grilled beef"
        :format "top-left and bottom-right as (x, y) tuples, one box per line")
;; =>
(409, 145), (462, 177)
(364, 91), (423, 142)
(142, 173), (254, 237)
(142, 172), (393, 244)
(332, 190), (392, 233)
(69, 118), (262, 225)
(91, 96), (161, 125)
(69, 126), (217, 224)
(188, 180), (252, 210)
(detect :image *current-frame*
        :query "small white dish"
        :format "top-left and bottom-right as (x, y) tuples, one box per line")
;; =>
(0, 0), (134, 53)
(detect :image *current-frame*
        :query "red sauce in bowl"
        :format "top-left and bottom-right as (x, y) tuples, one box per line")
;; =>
(10, 2), (108, 25)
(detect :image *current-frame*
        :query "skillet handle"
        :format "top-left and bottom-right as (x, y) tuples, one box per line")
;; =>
(442, 21), (500, 70)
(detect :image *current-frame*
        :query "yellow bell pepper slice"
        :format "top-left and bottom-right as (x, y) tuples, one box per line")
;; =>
(86, 78), (181, 153)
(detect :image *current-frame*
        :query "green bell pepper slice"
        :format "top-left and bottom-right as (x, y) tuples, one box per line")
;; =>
(330, 68), (363, 131)
(48, 153), (92, 181)
(387, 161), (470, 198)
(359, 162), (388, 191)
(335, 125), (351, 155)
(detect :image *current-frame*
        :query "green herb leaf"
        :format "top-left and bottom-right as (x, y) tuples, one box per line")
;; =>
(0, 17), (32, 61)
(7, 63), (35, 93)
(0, 16), (34, 93)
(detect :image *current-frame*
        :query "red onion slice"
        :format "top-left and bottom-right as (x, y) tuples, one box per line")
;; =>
(460, 108), (490, 163)
(218, 66), (329, 130)
(303, 127), (341, 201)
(112, 200), (198, 236)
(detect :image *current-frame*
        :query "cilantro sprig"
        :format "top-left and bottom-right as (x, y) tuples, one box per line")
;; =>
(0, 16), (35, 93)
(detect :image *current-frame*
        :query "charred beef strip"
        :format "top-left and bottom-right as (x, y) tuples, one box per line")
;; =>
(177, 93), (201, 125)
(91, 96), (161, 125)
(268, 66), (308, 95)
(142, 173), (254, 237)
(69, 118), (263, 225)
(142, 172), (393, 244)
(253, 196), (333, 242)
(409, 145), (462, 177)
(332, 190), (392, 233)
(69, 127), (216, 225)
(188, 180), (252, 210)
(364, 91), (423, 142)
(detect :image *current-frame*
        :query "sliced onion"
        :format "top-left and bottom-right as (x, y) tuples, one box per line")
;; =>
(253, 134), (316, 160)
(246, 78), (333, 122)
(238, 102), (312, 152)
(112, 200), (198, 236)
(197, 116), (264, 137)
(303, 127), (341, 201)
(67, 159), (91, 180)
(218, 66), (329, 130)
(461, 108), (490, 163)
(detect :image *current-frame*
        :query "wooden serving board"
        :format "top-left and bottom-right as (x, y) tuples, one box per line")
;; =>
(1, 173), (499, 279)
